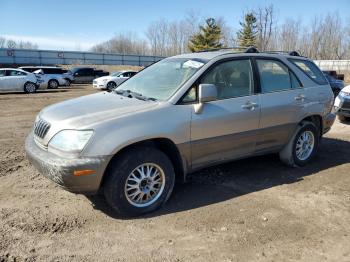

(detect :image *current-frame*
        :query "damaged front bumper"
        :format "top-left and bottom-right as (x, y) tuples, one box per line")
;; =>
(25, 132), (110, 194)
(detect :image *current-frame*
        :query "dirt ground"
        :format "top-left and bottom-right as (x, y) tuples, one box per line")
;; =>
(0, 85), (349, 262)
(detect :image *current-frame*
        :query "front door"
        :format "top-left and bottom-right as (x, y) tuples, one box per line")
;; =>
(190, 58), (261, 170)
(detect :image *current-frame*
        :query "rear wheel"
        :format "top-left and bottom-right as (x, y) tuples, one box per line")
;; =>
(106, 81), (116, 91)
(48, 79), (59, 89)
(24, 82), (37, 93)
(103, 147), (175, 217)
(279, 121), (319, 167)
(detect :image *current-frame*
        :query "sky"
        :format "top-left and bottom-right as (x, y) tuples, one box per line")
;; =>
(0, 0), (349, 51)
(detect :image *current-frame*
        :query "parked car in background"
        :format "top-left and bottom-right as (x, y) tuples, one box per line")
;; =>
(20, 66), (73, 88)
(26, 48), (335, 217)
(334, 85), (350, 122)
(0, 68), (40, 93)
(69, 67), (109, 84)
(93, 71), (138, 90)
(323, 71), (344, 97)
(322, 70), (344, 81)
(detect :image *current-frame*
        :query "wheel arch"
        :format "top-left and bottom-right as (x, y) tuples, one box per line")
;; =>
(299, 114), (323, 137)
(100, 137), (187, 190)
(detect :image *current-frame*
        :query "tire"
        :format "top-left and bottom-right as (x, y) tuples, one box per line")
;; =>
(48, 79), (59, 89)
(24, 82), (37, 93)
(106, 81), (116, 91)
(279, 121), (319, 167)
(65, 79), (71, 87)
(338, 115), (350, 122)
(103, 147), (175, 217)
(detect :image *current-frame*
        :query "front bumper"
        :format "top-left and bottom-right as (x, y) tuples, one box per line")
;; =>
(93, 82), (106, 89)
(322, 112), (336, 134)
(334, 96), (350, 117)
(25, 132), (110, 194)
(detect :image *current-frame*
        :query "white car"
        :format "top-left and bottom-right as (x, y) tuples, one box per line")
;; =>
(93, 71), (137, 90)
(19, 66), (73, 89)
(33, 69), (70, 89)
(0, 68), (40, 93)
(334, 84), (350, 122)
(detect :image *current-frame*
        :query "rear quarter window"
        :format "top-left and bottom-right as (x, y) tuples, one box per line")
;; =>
(289, 59), (328, 85)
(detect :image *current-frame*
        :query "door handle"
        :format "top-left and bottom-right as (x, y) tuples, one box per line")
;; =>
(295, 94), (306, 101)
(242, 101), (259, 110)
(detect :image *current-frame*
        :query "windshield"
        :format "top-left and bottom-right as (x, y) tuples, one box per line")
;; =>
(111, 71), (122, 77)
(115, 58), (206, 100)
(70, 68), (80, 74)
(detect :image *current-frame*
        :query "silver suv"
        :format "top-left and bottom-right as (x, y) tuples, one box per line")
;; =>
(25, 48), (335, 216)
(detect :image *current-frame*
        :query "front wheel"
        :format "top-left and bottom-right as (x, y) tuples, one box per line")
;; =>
(279, 122), (319, 167)
(106, 81), (116, 91)
(65, 79), (71, 87)
(103, 147), (175, 217)
(24, 82), (37, 93)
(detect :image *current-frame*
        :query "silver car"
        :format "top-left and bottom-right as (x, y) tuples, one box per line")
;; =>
(25, 48), (335, 216)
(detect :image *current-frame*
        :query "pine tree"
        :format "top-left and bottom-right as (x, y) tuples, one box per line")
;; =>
(237, 13), (258, 47)
(188, 18), (223, 52)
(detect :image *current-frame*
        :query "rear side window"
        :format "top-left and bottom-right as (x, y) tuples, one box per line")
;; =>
(8, 70), (27, 76)
(257, 60), (292, 93)
(289, 59), (327, 85)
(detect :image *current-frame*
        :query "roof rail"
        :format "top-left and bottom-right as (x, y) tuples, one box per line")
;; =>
(263, 50), (302, 57)
(194, 46), (261, 53)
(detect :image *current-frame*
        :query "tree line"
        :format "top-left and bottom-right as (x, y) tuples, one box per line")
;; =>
(0, 36), (38, 50)
(91, 5), (350, 60)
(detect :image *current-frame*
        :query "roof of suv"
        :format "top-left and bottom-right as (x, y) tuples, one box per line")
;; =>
(172, 48), (310, 61)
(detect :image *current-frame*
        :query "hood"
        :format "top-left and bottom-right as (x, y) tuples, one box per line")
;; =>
(342, 85), (350, 93)
(95, 75), (112, 82)
(40, 92), (158, 129)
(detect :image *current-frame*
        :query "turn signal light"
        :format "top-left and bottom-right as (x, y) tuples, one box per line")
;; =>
(73, 170), (96, 176)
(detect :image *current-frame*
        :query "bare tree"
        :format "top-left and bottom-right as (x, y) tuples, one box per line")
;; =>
(7, 39), (17, 49)
(279, 19), (301, 52)
(18, 40), (38, 49)
(0, 37), (5, 48)
(91, 32), (149, 55)
(254, 4), (276, 50)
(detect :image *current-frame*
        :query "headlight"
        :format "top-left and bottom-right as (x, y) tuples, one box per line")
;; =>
(339, 91), (350, 98)
(48, 130), (93, 153)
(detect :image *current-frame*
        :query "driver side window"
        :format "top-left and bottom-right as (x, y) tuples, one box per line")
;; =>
(200, 59), (253, 100)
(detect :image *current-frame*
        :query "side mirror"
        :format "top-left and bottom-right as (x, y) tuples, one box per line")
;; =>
(195, 84), (217, 114)
(199, 84), (217, 103)
(74, 72), (79, 76)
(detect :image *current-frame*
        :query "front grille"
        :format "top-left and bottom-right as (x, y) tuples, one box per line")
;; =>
(34, 118), (51, 139)
(342, 99), (350, 109)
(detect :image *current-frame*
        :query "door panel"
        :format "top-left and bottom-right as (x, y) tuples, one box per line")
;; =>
(256, 90), (305, 152)
(191, 95), (260, 169)
(255, 59), (306, 152)
(189, 58), (260, 170)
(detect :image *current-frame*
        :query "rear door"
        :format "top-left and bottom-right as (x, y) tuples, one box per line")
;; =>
(189, 58), (261, 170)
(255, 58), (305, 152)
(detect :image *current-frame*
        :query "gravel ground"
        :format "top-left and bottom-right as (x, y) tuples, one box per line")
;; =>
(0, 85), (349, 262)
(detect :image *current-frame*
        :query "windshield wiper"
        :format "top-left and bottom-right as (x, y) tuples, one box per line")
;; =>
(115, 89), (157, 101)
